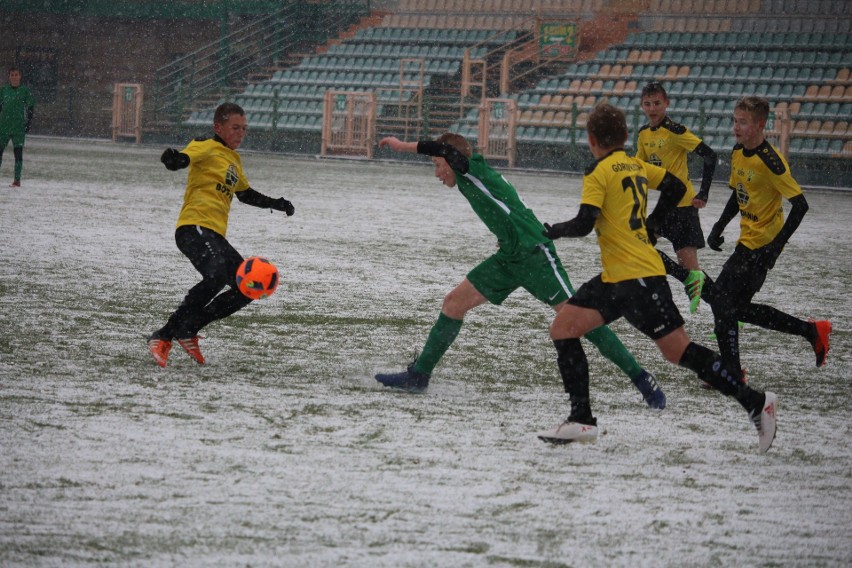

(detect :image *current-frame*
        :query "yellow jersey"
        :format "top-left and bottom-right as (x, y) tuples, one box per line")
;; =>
(581, 149), (669, 283)
(728, 140), (802, 250)
(636, 116), (700, 207)
(176, 136), (250, 237)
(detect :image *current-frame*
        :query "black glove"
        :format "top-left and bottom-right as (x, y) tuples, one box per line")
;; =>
(161, 148), (189, 171)
(644, 213), (661, 246)
(707, 227), (724, 251)
(543, 222), (570, 240)
(273, 198), (295, 216)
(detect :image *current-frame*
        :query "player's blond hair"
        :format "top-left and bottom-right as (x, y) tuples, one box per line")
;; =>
(735, 96), (770, 123)
(436, 132), (473, 158)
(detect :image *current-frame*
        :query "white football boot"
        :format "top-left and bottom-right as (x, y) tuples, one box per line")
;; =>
(750, 392), (778, 453)
(536, 421), (599, 445)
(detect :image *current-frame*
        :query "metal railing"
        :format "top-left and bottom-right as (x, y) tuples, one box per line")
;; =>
(149, 0), (370, 127)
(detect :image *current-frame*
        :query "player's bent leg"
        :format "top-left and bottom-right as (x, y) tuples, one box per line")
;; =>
(537, 338), (599, 444)
(584, 325), (665, 410)
(675, 337), (776, 452)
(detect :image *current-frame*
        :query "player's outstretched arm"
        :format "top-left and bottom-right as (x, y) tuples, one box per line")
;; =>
(707, 190), (740, 251)
(378, 136), (418, 153)
(543, 204), (600, 239)
(237, 188), (295, 216)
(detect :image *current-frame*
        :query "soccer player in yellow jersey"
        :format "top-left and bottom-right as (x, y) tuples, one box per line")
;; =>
(537, 103), (777, 453)
(700, 96), (831, 374)
(147, 102), (295, 368)
(636, 81), (717, 313)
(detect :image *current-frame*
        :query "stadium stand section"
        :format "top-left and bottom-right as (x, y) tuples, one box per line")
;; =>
(179, 0), (849, 183)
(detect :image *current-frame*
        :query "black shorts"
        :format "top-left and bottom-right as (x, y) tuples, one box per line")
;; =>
(712, 244), (769, 311)
(569, 275), (685, 340)
(657, 206), (705, 251)
(175, 224), (244, 287)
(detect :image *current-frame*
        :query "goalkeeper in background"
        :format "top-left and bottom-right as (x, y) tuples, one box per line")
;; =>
(147, 102), (295, 368)
(636, 81), (716, 313)
(0, 66), (35, 187)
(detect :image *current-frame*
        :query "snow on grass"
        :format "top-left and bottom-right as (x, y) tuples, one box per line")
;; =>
(0, 137), (850, 567)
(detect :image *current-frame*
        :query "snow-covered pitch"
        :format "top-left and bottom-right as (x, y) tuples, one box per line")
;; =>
(1, 137), (849, 566)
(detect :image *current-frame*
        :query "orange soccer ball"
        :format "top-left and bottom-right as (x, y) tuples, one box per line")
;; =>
(235, 256), (279, 300)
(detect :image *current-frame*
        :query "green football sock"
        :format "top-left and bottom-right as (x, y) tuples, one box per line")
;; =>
(412, 312), (463, 376)
(584, 325), (644, 379)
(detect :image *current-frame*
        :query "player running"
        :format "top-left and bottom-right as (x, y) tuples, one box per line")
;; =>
(147, 102), (295, 367)
(636, 81), (717, 313)
(659, 96), (831, 375)
(537, 103), (777, 453)
(373, 133), (666, 410)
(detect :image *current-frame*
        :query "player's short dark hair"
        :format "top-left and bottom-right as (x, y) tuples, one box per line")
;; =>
(735, 96), (770, 122)
(214, 102), (245, 124)
(641, 81), (668, 100)
(587, 103), (628, 149)
(8, 66), (20, 75)
(436, 132), (472, 158)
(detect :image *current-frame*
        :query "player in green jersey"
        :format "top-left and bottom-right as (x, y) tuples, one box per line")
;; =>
(374, 133), (665, 410)
(0, 67), (35, 187)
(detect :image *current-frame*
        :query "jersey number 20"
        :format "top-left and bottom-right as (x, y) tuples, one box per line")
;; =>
(621, 175), (649, 231)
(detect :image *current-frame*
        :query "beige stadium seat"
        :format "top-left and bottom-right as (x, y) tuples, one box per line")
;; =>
(817, 85), (832, 99)
(599, 64), (612, 78)
(628, 49), (642, 62)
(793, 120), (808, 133)
(830, 85), (845, 99)
(834, 68), (849, 82)
(806, 120), (821, 133)
(802, 85), (819, 100)
(540, 93), (554, 106)
(820, 121), (835, 135)
(788, 101), (801, 115)
(834, 121), (848, 136)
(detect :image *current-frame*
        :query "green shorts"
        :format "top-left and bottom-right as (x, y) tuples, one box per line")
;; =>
(467, 242), (575, 306)
(0, 129), (25, 149)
